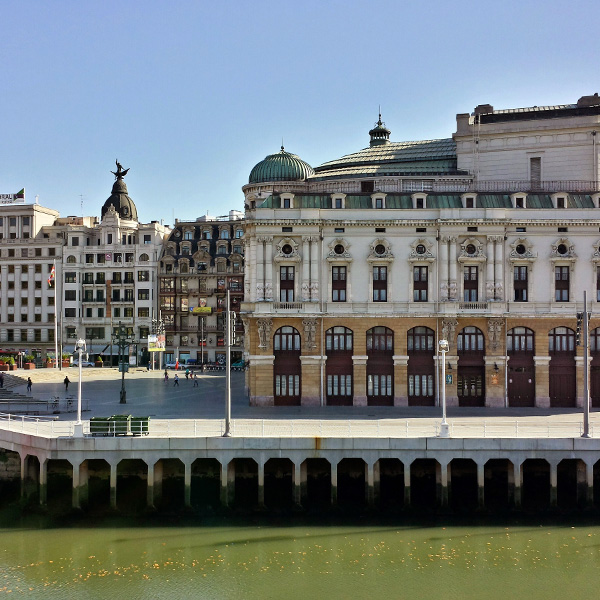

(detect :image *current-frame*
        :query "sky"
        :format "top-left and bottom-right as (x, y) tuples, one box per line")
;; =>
(1, 0), (598, 225)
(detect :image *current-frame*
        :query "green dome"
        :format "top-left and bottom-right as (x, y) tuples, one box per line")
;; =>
(249, 147), (314, 184)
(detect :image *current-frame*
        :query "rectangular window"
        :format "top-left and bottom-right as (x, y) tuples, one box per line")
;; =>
(275, 375), (300, 397)
(367, 374), (392, 396)
(139, 327), (149, 339)
(96, 290), (105, 302)
(463, 266), (478, 301)
(65, 290), (77, 301)
(530, 156), (541, 186)
(71, 236), (79, 246)
(138, 289), (149, 300)
(138, 307), (150, 318)
(86, 254), (94, 263)
(112, 272), (122, 283)
(514, 266), (528, 302)
(327, 374), (352, 397)
(64, 308), (76, 318)
(138, 270), (150, 281)
(555, 266), (570, 302)
(413, 266), (428, 302)
(6, 329), (14, 342)
(96, 273), (105, 284)
(124, 272), (134, 283)
(280, 266), (295, 302)
(113, 308), (120, 317)
(83, 273), (94, 284)
(124, 307), (133, 318)
(332, 266), (347, 302)
(144, 234), (151, 244)
(373, 266), (387, 302)
(86, 307), (92, 318)
(64, 272), (77, 283)
(408, 374), (434, 397)
(124, 289), (134, 302)
(97, 308), (104, 318)
(107, 233), (113, 244)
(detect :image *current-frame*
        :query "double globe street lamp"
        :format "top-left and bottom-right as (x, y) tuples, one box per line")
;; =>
(73, 337), (87, 437)
(438, 339), (450, 438)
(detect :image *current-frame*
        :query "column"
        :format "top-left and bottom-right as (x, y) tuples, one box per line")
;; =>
(72, 460), (81, 509)
(147, 461), (155, 508)
(20, 455), (26, 500)
(366, 462), (375, 508)
(293, 462), (302, 508)
(330, 461), (338, 506)
(438, 462), (448, 507)
(264, 237), (273, 301)
(577, 461), (590, 508)
(403, 462), (411, 508)
(39, 458), (47, 506)
(79, 461), (89, 507)
(486, 237), (495, 301)
(220, 461), (232, 507)
(300, 355), (323, 406)
(448, 237), (458, 300)
(310, 236), (321, 302)
(445, 357), (459, 407)
(494, 237), (504, 300)
(550, 462), (558, 508)
(533, 356), (551, 408)
(440, 238), (449, 300)
(110, 463), (117, 509)
(302, 237), (311, 301)
(512, 462), (522, 508)
(184, 462), (192, 508)
(154, 461), (163, 507)
(477, 463), (485, 509)
(256, 239), (265, 301)
(352, 356), (368, 406)
(585, 461), (594, 508)
(484, 357), (505, 408)
(393, 355), (409, 407)
(258, 462), (265, 508)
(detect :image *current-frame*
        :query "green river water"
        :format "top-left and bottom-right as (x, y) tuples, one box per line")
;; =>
(1, 514), (600, 599)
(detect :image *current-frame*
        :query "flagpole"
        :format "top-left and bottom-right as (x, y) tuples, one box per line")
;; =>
(53, 259), (58, 369)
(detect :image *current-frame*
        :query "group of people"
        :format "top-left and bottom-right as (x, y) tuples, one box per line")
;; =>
(164, 369), (199, 387)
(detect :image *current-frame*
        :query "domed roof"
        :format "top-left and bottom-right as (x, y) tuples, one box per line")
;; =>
(101, 163), (138, 222)
(249, 147), (314, 184)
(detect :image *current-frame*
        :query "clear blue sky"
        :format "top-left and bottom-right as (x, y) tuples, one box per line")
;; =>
(1, 0), (598, 225)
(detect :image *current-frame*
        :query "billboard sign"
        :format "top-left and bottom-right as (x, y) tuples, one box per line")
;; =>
(148, 334), (166, 352)
(0, 189), (25, 204)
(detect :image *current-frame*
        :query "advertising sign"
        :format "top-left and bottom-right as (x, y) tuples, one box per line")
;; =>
(148, 334), (166, 352)
(190, 306), (212, 315)
(0, 189), (25, 204)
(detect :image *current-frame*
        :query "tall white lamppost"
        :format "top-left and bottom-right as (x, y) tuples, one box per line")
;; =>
(74, 338), (87, 437)
(438, 339), (450, 438)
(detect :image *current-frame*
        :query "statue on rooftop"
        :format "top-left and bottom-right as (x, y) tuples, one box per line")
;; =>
(111, 159), (130, 179)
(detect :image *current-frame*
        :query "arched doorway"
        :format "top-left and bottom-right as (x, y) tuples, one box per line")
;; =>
(326, 326), (353, 406)
(549, 327), (576, 407)
(273, 326), (301, 406)
(591, 328), (600, 407)
(366, 326), (394, 406)
(507, 327), (535, 407)
(407, 326), (435, 406)
(457, 326), (485, 407)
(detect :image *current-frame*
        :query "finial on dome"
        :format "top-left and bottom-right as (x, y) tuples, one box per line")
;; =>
(369, 111), (391, 147)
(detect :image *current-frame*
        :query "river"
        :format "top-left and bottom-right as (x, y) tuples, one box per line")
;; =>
(1, 512), (599, 599)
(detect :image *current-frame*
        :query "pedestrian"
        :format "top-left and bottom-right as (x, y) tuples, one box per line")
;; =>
(185, 368), (190, 380)
(64, 376), (70, 391)
(173, 374), (179, 387)
(0, 372), (4, 388)
(193, 373), (198, 387)
(26, 377), (32, 393)
(164, 371), (169, 383)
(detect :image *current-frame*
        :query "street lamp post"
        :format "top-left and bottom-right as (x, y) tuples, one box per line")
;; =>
(438, 339), (450, 438)
(113, 321), (135, 404)
(74, 337), (87, 437)
(223, 289), (232, 437)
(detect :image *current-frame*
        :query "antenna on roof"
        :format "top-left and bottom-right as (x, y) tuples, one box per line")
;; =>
(281, 137), (284, 151)
(79, 194), (84, 217)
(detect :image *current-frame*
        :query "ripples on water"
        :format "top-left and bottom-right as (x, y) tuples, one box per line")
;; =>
(1, 513), (599, 599)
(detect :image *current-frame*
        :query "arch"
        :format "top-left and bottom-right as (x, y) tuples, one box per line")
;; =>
(66, 255), (77, 263)
(366, 327), (394, 406)
(484, 459), (513, 510)
(449, 459), (478, 512)
(117, 459), (148, 514)
(231, 458), (258, 509)
(326, 327), (353, 406)
(522, 459), (550, 510)
(457, 326), (485, 407)
(377, 459), (404, 510)
(264, 458), (294, 510)
(191, 458), (221, 509)
(47, 459), (73, 512)
(507, 327), (535, 407)
(273, 326), (301, 406)
(407, 326), (435, 406)
(549, 327), (576, 407)
(303, 458), (331, 510)
(139, 253), (149, 262)
(337, 458), (366, 509)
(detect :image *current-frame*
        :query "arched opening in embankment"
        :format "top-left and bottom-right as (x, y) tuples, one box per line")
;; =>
(155, 459), (185, 512)
(557, 459), (587, 510)
(410, 459), (439, 510)
(337, 458), (366, 510)
(304, 458), (331, 510)
(47, 459), (72, 512)
(117, 459), (147, 513)
(522, 459), (550, 511)
(377, 458), (404, 510)
(191, 458), (221, 510)
(232, 458), (258, 510)
(484, 459), (512, 510)
(23, 455), (39, 503)
(0, 449), (20, 507)
(264, 458), (293, 510)
(449, 459), (478, 512)
(81, 459), (110, 511)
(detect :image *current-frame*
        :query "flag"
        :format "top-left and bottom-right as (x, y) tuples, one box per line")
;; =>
(175, 359), (179, 370)
(47, 264), (55, 287)
(14, 188), (25, 200)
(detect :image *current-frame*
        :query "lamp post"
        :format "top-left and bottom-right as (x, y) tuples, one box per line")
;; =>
(74, 337), (86, 437)
(223, 289), (232, 437)
(438, 339), (450, 438)
(113, 321), (135, 404)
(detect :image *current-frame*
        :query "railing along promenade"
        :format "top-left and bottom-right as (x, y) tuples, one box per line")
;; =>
(0, 413), (597, 439)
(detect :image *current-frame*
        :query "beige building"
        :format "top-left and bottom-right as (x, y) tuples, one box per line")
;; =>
(241, 95), (600, 409)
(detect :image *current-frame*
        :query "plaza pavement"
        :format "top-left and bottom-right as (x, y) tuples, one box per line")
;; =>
(3, 367), (600, 439)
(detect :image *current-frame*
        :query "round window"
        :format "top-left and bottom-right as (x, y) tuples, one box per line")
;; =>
(466, 244), (476, 255)
(557, 244), (568, 255)
(282, 244), (293, 255)
(375, 244), (386, 255)
(334, 244), (345, 255)
(416, 244), (426, 255)
(516, 244), (526, 255)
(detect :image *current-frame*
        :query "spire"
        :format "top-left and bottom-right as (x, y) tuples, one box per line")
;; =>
(369, 110), (391, 147)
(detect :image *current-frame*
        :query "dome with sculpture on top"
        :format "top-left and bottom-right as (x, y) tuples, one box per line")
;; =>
(249, 146), (314, 184)
(101, 160), (138, 221)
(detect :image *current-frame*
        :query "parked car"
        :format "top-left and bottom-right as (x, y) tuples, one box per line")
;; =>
(231, 360), (246, 371)
(72, 359), (94, 367)
(165, 361), (181, 370)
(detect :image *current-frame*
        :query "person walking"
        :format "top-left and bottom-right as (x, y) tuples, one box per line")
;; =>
(193, 373), (199, 387)
(64, 376), (70, 391)
(164, 370), (169, 383)
(185, 368), (190, 380)
(173, 374), (179, 387)
(26, 377), (32, 393)
(0, 372), (4, 388)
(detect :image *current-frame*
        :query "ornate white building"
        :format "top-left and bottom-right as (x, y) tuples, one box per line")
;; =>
(241, 94), (600, 409)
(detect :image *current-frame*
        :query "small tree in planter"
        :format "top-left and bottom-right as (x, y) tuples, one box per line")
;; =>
(95, 356), (103, 368)
(62, 353), (71, 368)
(0, 359), (7, 372)
(24, 355), (36, 370)
(7, 357), (16, 371)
